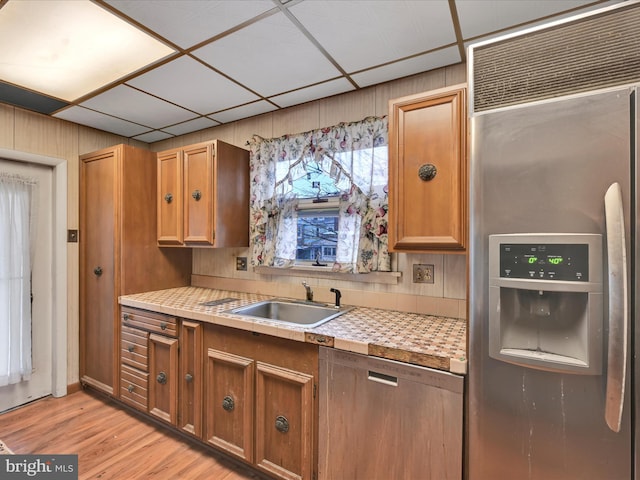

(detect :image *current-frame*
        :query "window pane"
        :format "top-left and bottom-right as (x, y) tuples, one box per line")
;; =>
(296, 212), (338, 262)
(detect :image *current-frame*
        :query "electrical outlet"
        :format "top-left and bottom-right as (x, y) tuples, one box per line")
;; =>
(413, 264), (434, 283)
(236, 257), (247, 271)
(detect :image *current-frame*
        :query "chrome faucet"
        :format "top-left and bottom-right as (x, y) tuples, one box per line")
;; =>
(302, 281), (313, 302)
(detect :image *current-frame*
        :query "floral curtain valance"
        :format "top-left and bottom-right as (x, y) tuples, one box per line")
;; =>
(249, 116), (390, 274)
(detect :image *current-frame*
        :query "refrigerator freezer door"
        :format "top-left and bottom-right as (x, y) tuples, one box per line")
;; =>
(469, 87), (633, 480)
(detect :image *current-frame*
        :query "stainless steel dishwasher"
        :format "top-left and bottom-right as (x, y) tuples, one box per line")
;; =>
(318, 347), (463, 480)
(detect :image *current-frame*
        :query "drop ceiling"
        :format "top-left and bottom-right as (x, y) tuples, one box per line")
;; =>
(0, 0), (617, 143)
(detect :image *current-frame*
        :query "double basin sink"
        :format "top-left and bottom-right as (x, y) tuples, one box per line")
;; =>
(227, 299), (352, 328)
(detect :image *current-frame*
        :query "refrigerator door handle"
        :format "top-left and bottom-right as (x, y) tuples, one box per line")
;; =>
(603, 182), (628, 433)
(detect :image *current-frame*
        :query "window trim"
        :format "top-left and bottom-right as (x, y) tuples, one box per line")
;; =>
(254, 265), (401, 285)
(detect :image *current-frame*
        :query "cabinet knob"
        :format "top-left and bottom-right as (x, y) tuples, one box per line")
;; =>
(127, 384), (134, 393)
(93, 266), (103, 276)
(160, 322), (168, 330)
(222, 395), (235, 412)
(156, 372), (167, 385)
(418, 163), (437, 181)
(164, 193), (173, 203)
(185, 373), (193, 383)
(192, 189), (202, 201)
(123, 313), (131, 322)
(275, 415), (289, 433)
(127, 345), (134, 353)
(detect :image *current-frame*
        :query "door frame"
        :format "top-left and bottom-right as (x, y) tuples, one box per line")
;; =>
(0, 147), (67, 398)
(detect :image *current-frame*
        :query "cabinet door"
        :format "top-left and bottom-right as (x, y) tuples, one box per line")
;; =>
(255, 362), (314, 480)
(179, 320), (202, 437)
(157, 150), (184, 245)
(80, 150), (117, 394)
(149, 333), (178, 424)
(388, 85), (467, 252)
(183, 143), (214, 244)
(205, 348), (254, 463)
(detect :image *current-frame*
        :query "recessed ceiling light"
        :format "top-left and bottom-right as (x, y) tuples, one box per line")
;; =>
(0, 0), (175, 102)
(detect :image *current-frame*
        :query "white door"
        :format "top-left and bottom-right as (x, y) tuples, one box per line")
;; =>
(0, 159), (53, 412)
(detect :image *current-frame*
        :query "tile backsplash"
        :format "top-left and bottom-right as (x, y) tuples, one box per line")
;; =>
(192, 248), (467, 319)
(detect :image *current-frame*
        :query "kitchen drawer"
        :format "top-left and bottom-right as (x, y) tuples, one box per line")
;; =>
(121, 325), (149, 371)
(121, 306), (178, 337)
(120, 364), (149, 412)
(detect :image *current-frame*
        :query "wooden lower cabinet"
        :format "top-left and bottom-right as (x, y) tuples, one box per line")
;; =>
(179, 320), (203, 437)
(149, 333), (179, 425)
(115, 310), (320, 480)
(204, 325), (318, 480)
(205, 348), (254, 462)
(255, 362), (314, 480)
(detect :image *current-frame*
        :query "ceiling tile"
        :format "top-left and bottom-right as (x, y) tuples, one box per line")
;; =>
(127, 56), (259, 114)
(290, 0), (455, 73)
(105, 0), (274, 49)
(455, 0), (599, 39)
(80, 85), (197, 129)
(163, 117), (220, 136)
(352, 46), (461, 88)
(208, 100), (279, 124)
(53, 106), (150, 137)
(270, 78), (355, 108)
(193, 11), (342, 97)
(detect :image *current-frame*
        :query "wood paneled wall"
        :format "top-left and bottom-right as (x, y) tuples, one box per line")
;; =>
(0, 103), (146, 387)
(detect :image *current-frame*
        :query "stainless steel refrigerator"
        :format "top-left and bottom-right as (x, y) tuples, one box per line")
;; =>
(468, 83), (637, 479)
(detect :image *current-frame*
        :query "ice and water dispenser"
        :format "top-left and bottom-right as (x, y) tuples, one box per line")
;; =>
(488, 234), (603, 374)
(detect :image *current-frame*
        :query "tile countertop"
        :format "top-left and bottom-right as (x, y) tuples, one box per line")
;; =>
(119, 286), (467, 375)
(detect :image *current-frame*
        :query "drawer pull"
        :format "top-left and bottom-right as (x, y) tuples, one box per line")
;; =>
(185, 373), (193, 383)
(222, 395), (234, 412)
(275, 415), (289, 434)
(127, 384), (134, 393)
(368, 370), (398, 387)
(160, 322), (168, 330)
(192, 189), (202, 201)
(164, 193), (173, 203)
(156, 372), (167, 385)
(127, 345), (135, 353)
(93, 266), (103, 276)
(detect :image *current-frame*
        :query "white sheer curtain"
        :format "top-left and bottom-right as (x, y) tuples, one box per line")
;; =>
(0, 173), (36, 386)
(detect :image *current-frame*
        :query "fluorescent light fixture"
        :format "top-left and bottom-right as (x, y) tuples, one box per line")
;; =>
(0, 0), (175, 101)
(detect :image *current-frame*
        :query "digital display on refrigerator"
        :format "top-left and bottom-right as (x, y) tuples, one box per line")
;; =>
(499, 243), (589, 281)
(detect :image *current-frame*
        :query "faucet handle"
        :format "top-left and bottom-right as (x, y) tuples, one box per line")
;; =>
(330, 288), (342, 308)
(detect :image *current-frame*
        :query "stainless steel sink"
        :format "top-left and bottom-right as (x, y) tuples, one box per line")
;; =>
(227, 300), (352, 328)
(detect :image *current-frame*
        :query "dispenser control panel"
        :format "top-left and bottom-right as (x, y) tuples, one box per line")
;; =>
(500, 243), (589, 281)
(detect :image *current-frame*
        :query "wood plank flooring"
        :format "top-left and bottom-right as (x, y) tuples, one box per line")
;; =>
(0, 390), (267, 480)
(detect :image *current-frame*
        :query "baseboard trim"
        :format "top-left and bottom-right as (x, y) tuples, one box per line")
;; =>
(66, 382), (82, 395)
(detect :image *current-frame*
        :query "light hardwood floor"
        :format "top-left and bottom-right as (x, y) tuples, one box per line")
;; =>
(0, 390), (267, 480)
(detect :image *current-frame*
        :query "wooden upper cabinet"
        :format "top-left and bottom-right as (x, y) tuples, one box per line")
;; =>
(157, 150), (184, 245)
(184, 143), (214, 244)
(157, 140), (250, 247)
(388, 84), (467, 252)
